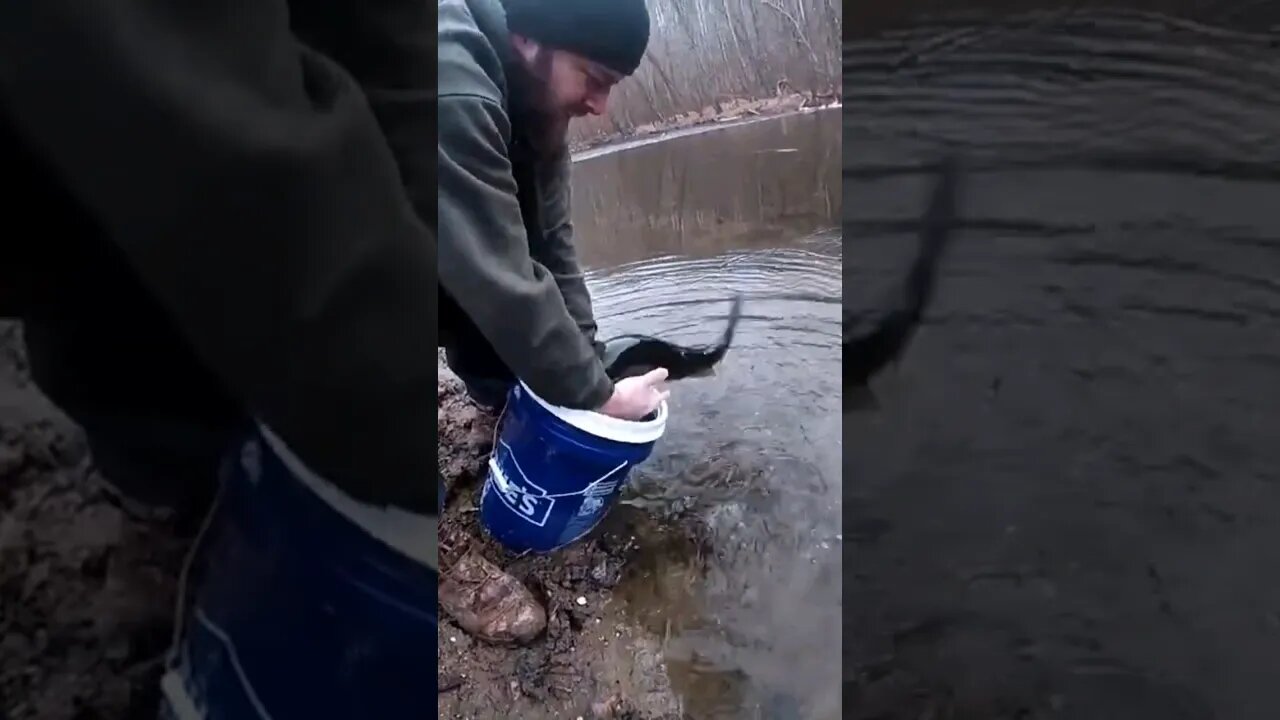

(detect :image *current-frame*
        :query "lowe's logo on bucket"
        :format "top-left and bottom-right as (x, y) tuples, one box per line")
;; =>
(486, 455), (555, 526)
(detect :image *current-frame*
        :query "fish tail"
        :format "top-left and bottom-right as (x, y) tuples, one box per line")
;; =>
(843, 157), (964, 388)
(905, 156), (962, 320)
(695, 293), (744, 368)
(720, 293), (745, 350)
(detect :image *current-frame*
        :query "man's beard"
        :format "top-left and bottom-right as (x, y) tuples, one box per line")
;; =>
(510, 50), (571, 159)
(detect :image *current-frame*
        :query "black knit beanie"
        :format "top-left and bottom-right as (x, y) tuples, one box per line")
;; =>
(501, 0), (651, 77)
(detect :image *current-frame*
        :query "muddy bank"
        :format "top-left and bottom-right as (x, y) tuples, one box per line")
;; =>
(569, 93), (839, 155)
(438, 359), (712, 720)
(0, 322), (190, 720)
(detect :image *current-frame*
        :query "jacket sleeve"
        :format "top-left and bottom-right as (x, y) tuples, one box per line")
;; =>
(533, 150), (606, 358)
(437, 93), (614, 410)
(0, 0), (438, 513)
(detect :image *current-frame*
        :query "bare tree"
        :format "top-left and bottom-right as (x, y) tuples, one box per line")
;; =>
(570, 0), (840, 145)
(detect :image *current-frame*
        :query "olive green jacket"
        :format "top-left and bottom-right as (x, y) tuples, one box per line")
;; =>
(0, 0), (439, 513)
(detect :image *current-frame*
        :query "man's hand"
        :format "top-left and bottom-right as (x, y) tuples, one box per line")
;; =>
(597, 368), (669, 420)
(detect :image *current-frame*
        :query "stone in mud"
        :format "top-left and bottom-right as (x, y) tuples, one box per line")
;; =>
(438, 672), (465, 694)
(591, 693), (638, 718)
(589, 558), (622, 588)
(440, 550), (547, 645)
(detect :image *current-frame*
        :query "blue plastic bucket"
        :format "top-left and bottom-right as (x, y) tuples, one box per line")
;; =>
(479, 381), (667, 553)
(158, 425), (438, 719)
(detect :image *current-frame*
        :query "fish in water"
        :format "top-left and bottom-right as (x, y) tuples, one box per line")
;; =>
(844, 156), (961, 408)
(602, 294), (744, 381)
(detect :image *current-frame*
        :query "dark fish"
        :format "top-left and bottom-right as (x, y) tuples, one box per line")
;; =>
(844, 157), (961, 406)
(603, 294), (744, 381)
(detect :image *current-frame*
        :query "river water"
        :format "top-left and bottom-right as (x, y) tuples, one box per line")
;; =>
(847, 8), (1280, 720)
(571, 108), (842, 718)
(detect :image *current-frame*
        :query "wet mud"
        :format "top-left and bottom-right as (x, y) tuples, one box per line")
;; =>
(846, 7), (1280, 720)
(0, 323), (190, 720)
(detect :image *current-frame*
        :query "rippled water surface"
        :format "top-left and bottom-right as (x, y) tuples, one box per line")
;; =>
(572, 109), (842, 719)
(847, 8), (1280, 720)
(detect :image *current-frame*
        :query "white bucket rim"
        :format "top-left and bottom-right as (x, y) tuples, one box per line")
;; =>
(518, 381), (667, 444)
(255, 424), (438, 571)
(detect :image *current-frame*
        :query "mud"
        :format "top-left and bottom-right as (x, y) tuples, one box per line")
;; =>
(437, 359), (712, 720)
(0, 322), (191, 720)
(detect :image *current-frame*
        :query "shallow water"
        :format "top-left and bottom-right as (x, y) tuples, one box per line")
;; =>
(846, 8), (1280, 720)
(571, 109), (842, 719)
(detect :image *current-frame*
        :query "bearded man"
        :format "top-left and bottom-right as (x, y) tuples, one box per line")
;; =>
(438, 0), (670, 421)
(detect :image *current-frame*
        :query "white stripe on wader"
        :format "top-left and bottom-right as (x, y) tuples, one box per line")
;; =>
(159, 670), (204, 720)
(158, 607), (277, 720)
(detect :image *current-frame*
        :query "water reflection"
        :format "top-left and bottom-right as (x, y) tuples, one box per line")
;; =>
(847, 8), (1280, 720)
(572, 109), (840, 268)
(571, 110), (842, 719)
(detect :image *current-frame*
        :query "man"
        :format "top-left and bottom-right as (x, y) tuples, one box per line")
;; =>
(439, 0), (671, 420)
